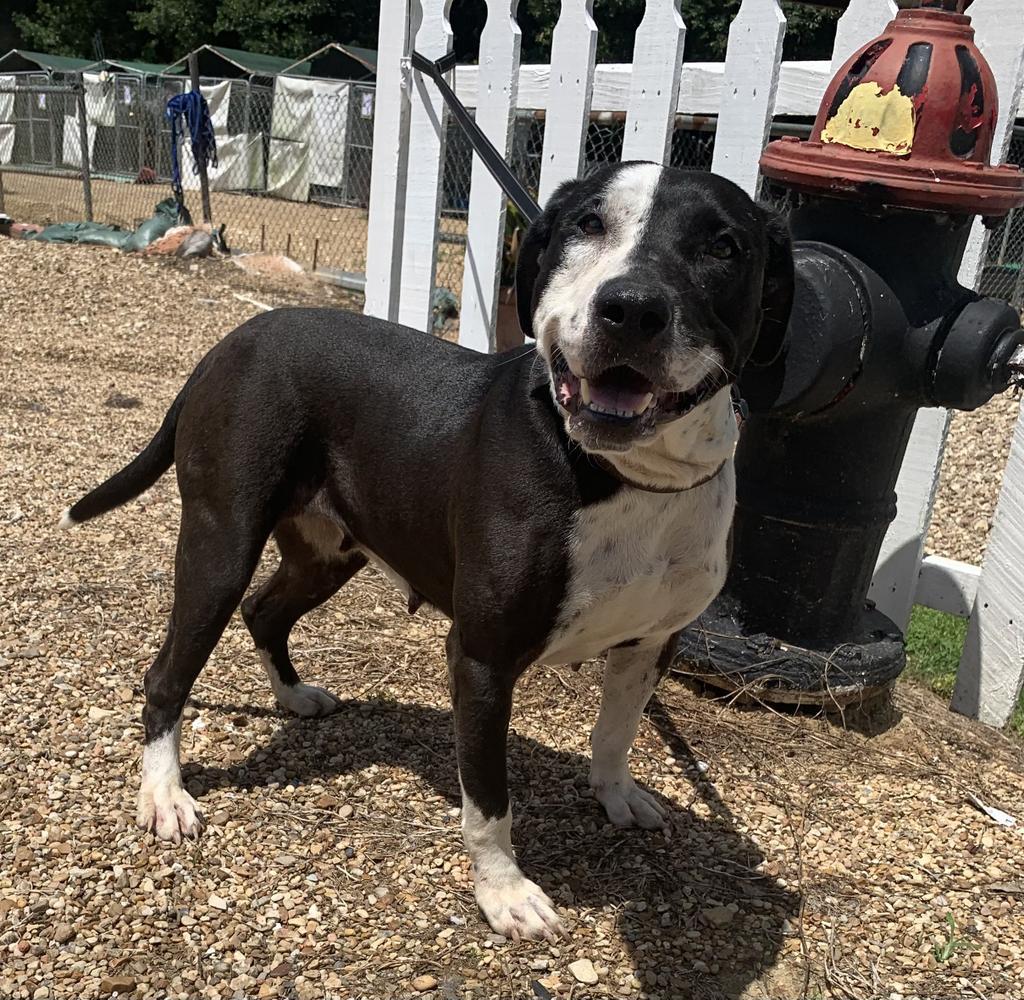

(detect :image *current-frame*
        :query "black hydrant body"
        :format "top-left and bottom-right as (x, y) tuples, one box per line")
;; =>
(677, 1), (1024, 702)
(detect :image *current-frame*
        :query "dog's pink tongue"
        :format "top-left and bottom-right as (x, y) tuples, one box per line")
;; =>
(589, 382), (648, 413)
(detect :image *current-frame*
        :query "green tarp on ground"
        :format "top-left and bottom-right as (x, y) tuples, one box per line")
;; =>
(25, 199), (181, 252)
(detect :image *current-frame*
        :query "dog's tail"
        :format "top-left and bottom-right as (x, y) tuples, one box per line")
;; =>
(59, 373), (197, 529)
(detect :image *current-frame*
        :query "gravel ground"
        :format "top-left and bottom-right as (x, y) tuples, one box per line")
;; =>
(2, 240), (1024, 1000)
(928, 393), (1021, 565)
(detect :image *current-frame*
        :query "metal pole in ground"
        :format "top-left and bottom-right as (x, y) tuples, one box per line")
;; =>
(188, 53), (213, 225)
(76, 86), (94, 223)
(0, 167), (6, 213)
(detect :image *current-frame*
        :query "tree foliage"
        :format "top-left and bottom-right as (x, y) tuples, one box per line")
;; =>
(10, 0), (839, 68)
(452, 0), (839, 63)
(129, 0), (217, 62)
(13, 0), (146, 61)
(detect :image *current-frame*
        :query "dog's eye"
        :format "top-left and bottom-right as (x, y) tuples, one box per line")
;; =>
(578, 213), (604, 236)
(707, 235), (738, 260)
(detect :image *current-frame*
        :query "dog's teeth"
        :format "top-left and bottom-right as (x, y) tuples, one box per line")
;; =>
(580, 378), (591, 405)
(636, 393), (654, 414)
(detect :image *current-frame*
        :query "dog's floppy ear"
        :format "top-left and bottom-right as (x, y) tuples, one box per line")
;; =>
(747, 205), (795, 367)
(515, 179), (584, 338)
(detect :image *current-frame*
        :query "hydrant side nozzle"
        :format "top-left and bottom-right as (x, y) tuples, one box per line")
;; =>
(928, 297), (1024, 410)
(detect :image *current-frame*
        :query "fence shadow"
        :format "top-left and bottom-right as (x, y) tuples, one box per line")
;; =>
(190, 691), (799, 999)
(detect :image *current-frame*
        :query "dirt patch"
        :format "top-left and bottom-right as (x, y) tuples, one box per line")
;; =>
(2, 241), (1023, 999)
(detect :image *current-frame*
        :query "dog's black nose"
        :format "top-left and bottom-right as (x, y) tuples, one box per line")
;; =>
(594, 279), (672, 338)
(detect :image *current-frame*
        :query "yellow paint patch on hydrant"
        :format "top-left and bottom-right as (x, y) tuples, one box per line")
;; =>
(821, 82), (915, 156)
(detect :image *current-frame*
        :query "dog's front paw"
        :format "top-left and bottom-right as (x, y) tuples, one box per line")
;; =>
(475, 875), (567, 943)
(137, 783), (204, 844)
(276, 683), (340, 718)
(592, 775), (667, 830)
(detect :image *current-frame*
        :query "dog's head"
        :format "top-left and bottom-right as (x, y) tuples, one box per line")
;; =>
(516, 162), (793, 453)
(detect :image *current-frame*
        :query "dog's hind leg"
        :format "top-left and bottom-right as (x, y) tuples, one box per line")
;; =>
(137, 511), (267, 844)
(241, 517), (367, 717)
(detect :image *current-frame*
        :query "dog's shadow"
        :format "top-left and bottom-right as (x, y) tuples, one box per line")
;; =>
(189, 692), (799, 999)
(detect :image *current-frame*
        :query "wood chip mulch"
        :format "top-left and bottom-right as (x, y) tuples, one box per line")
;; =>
(2, 240), (1022, 1000)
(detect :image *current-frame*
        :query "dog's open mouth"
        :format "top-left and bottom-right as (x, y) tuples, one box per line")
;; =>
(551, 348), (721, 426)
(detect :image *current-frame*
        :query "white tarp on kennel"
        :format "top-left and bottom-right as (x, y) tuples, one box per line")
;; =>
(180, 131), (264, 191)
(0, 124), (14, 164)
(0, 75), (15, 124)
(272, 76), (313, 143)
(61, 115), (97, 168)
(267, 137), (309, 202)
(272, 77), (349, 191)
(182, 79), (232, 135)
(310, 80), (348, 187)
(83, 73), (116, 127)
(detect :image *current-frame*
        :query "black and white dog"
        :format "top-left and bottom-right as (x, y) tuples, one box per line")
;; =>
(61, 163), (793, 941)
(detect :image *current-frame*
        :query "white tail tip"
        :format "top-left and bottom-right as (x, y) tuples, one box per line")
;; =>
(58, 508), (78, 530)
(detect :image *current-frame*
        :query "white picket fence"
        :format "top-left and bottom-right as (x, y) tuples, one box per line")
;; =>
(364, 0), (1024, 727)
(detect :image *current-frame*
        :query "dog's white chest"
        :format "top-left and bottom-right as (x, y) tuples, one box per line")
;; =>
(540, 470), (733, 665)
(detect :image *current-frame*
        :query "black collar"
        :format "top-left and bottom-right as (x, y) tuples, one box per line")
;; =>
(591, 456), (727, 494)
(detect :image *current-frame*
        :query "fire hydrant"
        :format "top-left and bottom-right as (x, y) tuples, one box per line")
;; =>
(676, 0), (1024, 705)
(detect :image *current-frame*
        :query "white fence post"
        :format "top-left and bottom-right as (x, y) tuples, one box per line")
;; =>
(397, 0), (454, 332)
(951, 408), (1024, 726)
(829, 0), (896, 74)
(951, 0), (1024, 727)
(458, 0), (522, 353)
(710, 0), (786, 196)
(620, 0), (686, 165)
(871, 0), (1024, 632)
(537, 0), (598, 206)
(364, 0), (413, 322)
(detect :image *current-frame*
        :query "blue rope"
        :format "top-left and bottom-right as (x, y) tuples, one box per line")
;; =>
(165, 90), (218, 203)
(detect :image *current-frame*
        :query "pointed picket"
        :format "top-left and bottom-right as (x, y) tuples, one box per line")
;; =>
(710, 0), (786, 196)
(397, 0), (454, 332)
(458, 0), (523, 353)
(620, 0), (685, 164)
(537, 0), (598, 206)
(951, 0), (1024, 727)
(951, 406), (1024, 726)
(364, 0), (413, 322)
(830, 0), (897, 74)
(873, 0), (1024, 636)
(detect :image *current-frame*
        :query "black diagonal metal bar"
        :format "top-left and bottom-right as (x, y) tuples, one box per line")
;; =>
(410, 50), (542, 224)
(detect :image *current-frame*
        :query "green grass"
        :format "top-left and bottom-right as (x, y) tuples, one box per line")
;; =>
(932, 912), (972, 965)
(904, 605), (1024, 740)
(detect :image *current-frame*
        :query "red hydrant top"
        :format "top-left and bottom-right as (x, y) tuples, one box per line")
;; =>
(760, 0), (1024, 216)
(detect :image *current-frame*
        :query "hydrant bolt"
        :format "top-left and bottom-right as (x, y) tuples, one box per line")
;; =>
(1008, 344), (1024, 391)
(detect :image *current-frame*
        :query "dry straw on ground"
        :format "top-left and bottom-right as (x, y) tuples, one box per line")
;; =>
(2, 240), (1022, 1000)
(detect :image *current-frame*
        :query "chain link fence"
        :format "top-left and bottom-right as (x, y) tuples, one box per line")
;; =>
(4, 71), (1024, 321)
(1, 73), (376, 277)
(981, 132), (1024, 306)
